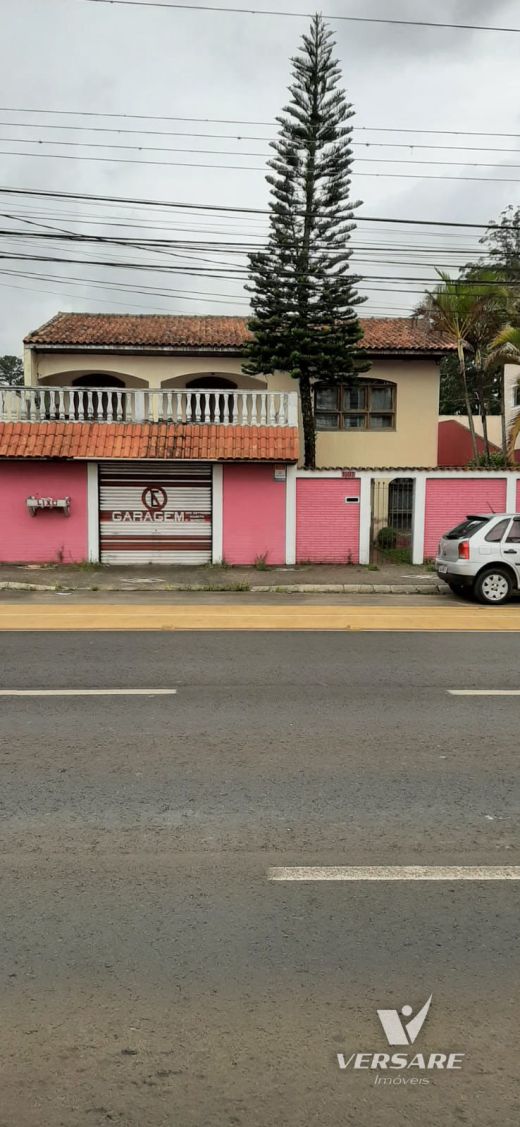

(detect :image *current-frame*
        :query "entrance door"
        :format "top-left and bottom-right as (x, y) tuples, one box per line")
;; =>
(370, 477), (415, 564)
(99, 462), (212, 564)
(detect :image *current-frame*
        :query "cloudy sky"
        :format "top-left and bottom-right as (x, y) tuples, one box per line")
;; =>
(1, 0), (520, 353)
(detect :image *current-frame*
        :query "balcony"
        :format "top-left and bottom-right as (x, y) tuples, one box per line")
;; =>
(0, 386), (298, 428)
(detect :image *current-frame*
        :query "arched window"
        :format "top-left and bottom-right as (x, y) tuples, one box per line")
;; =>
(185, 376), (238, 423)
(71, 374), (126, 421)
(315, 379), (396, 431)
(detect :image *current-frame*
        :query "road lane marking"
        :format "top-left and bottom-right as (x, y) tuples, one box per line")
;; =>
(268, 866), (520, 881)
(1, 605), (520, 631)
(448, 690), (520, 696)
(0, 689), (177, 696)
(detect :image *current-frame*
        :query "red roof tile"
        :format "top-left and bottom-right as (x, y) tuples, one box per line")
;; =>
(0, 422), (299, 462)
(25, 313), (454, 354)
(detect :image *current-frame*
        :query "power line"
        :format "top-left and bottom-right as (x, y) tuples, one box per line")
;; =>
(1, 185), (518, 230)
(79, 0), (520, 35)
(4, 148), (520, 184)
(4, 108), (520, 140)
(0, 270), (415, 314)
(5, 135), (520, 170)
(0, 231), (489, 271)
(4, 121), (520, 155)
(0, 250), (515, 289)
(0, 266), (249, 302)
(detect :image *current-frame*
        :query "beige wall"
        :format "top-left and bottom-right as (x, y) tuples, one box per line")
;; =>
(316, 359), (440, 468)
(26, 351), (268, 390)
(27, 348), (440, 469)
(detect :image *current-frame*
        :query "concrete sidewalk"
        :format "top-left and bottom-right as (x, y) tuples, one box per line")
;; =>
(0, 562), (446, 595)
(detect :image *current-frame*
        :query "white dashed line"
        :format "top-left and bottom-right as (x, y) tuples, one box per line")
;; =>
(268, 866), (520, 881)
(0, 689), (177, 696)
(448, 690), (520, 696)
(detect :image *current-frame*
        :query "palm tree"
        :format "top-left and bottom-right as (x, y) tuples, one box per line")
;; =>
(490, 325), (520, 462)
(416, 270), (508, 462)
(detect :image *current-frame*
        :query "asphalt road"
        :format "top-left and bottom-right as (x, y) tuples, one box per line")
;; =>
(1, 629), (519, 1126)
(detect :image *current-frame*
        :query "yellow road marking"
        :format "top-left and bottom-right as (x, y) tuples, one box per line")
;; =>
(1, 605), (520, 631)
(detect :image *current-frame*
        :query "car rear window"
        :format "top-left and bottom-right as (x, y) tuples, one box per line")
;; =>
(444, 517), (489, 540)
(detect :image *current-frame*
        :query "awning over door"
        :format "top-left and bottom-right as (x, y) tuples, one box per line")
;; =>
(99, 461), (212, 564)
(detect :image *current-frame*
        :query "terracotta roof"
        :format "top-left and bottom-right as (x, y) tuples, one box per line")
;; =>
(0, 423), (299, 462)
(25, 313), (454, 354)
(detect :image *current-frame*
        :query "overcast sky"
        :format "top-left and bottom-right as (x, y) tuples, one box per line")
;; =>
(1, 0), (520, 353)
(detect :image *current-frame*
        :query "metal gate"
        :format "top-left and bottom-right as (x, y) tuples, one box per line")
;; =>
(99, 462), (212, 564)
(370, 477), (415, 564)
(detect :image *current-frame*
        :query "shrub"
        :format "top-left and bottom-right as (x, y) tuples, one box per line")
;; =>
(376, 526), (397, 549)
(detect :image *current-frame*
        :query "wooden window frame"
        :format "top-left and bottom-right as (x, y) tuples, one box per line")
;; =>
(315, 380), (396, 432)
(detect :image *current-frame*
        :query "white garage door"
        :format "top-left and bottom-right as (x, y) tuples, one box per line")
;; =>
(99, 462), (212, 564)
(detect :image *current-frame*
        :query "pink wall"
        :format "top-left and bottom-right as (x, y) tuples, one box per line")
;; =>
(424, 477), (508, 559)
(296, 478), (361, 564)
(223, 464), (286, 565)
(0, 462), (88, 563)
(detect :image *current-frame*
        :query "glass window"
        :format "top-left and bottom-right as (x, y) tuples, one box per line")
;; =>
(316, 387), (338, 410)
(506, 518), (520, 543)
(314, 380), (396, 432)
(444, 517), (489, 540)
(370, 385), (394, 411)
(342, 385), (366, 410)
(316, 412), (340, 431)
(485, 519), (510, 542)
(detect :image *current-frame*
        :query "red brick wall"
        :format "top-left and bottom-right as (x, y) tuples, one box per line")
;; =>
(424, 478), (508, 559)
(296, 478), (360, 564)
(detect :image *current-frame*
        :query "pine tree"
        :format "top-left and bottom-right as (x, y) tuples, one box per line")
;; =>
(244, 13), (368, 468)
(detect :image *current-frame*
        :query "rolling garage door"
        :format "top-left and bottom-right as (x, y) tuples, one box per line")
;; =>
(99, 462), (212, 564)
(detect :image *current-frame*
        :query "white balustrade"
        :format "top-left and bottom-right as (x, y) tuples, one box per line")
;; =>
(0, 386), (298, 427)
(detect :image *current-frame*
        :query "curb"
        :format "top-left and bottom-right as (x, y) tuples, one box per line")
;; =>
(0, 580), (447, 595)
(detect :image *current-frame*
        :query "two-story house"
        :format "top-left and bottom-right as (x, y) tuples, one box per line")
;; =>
(0, 312), (453, 566)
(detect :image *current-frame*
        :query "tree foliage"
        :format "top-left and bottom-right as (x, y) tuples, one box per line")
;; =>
(416, 269), (508, 460)
(245, 14), (368, 468)
(439, 355), (501, 416)
(0, 355), (23, 386)
(478, 205), (520, 285)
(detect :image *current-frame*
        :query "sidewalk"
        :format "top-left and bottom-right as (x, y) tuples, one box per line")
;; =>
(0, 562), (446, 595)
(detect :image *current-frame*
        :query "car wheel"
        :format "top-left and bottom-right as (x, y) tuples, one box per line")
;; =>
(474, 568), (513, 606)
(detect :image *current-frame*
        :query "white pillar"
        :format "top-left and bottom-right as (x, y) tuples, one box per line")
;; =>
(412, 473), (426, 565)
(212, 463), (224, 563)
(506, 474), (517, 514)
(287, 392), (299, 427)
(285, 463), (297, 565)
(87, 462), (99, 563)
(358, 474), (372, 565)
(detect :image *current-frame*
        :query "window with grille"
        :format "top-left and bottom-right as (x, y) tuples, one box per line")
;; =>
(315, 380), (396, 431)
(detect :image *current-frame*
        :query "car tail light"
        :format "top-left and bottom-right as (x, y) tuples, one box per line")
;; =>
(458, 540), (470, 560)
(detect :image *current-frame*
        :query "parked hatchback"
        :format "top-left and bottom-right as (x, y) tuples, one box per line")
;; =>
(436, 513), (520, 605)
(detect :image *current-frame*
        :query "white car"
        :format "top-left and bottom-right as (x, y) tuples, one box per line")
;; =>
(436, 513), (520, 605)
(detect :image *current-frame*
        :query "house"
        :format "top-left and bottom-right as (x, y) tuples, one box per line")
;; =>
(0, 312), (454, 566)
(20, 312), (451, 468)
